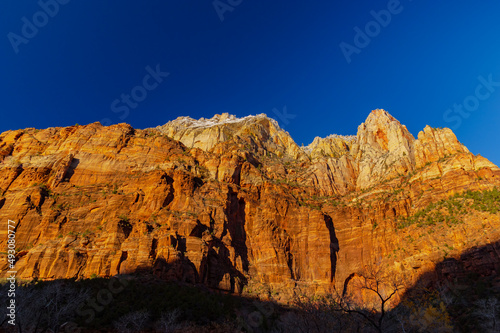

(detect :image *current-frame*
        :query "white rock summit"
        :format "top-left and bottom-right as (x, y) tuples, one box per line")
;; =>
(153, 109), (498, 191)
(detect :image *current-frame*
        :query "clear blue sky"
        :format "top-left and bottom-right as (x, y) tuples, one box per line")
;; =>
(1, 1), (499, 165)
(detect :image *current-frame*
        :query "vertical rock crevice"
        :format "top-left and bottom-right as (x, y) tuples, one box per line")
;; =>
(324, 214), (339, 283)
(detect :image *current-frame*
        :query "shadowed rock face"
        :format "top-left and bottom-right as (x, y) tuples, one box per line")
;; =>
(0, 110), (499, 302)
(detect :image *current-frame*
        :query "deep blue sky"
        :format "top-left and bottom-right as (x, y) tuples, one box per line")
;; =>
(1, 1), (499, 165)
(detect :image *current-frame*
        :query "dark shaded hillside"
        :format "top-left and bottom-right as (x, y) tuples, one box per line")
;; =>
(0, 241), (499, 332)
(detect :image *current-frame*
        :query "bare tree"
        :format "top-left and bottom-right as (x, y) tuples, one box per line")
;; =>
(113, 309), (150, 333)
(435, 282), (456, 307)
(14, 280), (89, 333)
(270, 302), (346, 333)
(155, 309), (181, 333)
(474, 298), (499, 333)
(14, 284), (45, 333)
(335, 264), (405, 333)
(41, 281), (89, 333)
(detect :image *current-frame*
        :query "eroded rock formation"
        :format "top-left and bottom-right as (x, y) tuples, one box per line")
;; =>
(0, 110), (499, 303)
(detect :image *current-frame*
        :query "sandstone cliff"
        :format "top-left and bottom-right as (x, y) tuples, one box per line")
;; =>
(0, 110), (499, 304)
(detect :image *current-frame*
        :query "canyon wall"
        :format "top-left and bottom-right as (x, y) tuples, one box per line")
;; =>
(1, 110), (499, 302)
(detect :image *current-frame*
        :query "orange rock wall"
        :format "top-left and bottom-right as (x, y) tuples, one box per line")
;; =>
(0, 111), (499, 302)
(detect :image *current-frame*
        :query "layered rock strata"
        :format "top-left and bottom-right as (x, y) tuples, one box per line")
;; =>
(0, 110), (498, 303)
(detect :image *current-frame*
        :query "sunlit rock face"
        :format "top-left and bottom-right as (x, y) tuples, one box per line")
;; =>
(155, 113), (306, 159)
(0, 110), (499, 304)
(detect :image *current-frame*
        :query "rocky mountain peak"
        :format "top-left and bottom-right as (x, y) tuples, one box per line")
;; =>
(1, 108), (499, 319)
(413, 125), (470, 168)
(162, 113), (280, 130)
(365, 108), (397, 123)
(154, 113), (305, 159)
(304, 109), (410, 160)
(303, 134), (356, 160)
(355, 109), (415, 153)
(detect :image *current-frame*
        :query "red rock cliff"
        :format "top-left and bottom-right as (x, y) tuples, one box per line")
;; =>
(0, 110), (499, 302)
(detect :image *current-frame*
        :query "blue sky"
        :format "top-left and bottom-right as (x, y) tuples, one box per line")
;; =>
(1, 1), (499, 165)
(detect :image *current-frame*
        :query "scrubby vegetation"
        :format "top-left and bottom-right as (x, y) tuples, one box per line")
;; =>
(1, 268), (499, 332)
(0, 276), (243, 333)
(398, 187), (500, 229)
